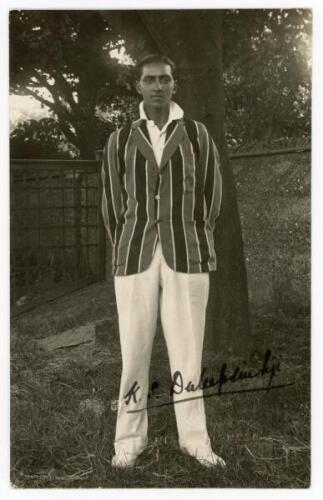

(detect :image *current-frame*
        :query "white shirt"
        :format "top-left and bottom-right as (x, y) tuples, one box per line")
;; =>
(139, 100), (184, 166)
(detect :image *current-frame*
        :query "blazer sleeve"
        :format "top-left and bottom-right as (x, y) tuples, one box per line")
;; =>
(197, 122), (223, 231)
(101, 130), (123, 245)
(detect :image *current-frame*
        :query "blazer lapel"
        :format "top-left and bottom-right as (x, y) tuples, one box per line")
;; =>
(131, 118), (185, 170)
(138, 119), (151, 144)
(131, 120), (159, 170)
(159, 120), (185, 170)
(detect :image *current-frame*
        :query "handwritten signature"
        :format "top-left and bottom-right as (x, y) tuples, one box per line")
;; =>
(124, 349), (294, 413)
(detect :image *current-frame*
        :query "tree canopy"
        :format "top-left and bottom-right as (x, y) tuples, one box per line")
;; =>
(10, 10), (134, 158)
(223, 9), (311, 148)
(10, 9), (311, 158)
(10, 117), (77, 159)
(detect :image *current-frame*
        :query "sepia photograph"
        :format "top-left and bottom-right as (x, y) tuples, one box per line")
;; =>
(8, 6), (312, 489)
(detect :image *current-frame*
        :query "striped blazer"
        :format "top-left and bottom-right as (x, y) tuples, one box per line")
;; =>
(101, 116), (222, 276)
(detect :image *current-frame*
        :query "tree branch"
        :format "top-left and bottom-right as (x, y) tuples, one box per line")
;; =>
(57, 120), (78, 148)
(30, 69), (74, 115)
(24, 87), (57, 112)
(25, 86), (74, 129)
(14, 82), (79, 149)
(52, 72), (79, 113)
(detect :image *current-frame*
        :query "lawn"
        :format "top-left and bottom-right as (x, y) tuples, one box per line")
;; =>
(10, 281), (310, 488)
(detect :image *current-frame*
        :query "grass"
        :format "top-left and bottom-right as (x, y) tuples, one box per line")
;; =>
(11, 282), (310, 488)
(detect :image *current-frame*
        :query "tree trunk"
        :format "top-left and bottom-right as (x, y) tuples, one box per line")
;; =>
(111, 10), (252, 357)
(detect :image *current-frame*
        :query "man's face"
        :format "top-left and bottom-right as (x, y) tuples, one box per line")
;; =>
(136, 62), (176, 110)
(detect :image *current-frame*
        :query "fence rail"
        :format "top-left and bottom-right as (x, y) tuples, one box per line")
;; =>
(229, 146), (311, 160)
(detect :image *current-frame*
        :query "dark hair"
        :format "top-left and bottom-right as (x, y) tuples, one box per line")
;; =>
(135, 54), (177, 80)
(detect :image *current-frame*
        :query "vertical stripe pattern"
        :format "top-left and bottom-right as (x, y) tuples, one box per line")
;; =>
(101, 118), (222, 275)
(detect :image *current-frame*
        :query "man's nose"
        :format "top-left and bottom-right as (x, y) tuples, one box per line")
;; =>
(154, 79), (162, 90)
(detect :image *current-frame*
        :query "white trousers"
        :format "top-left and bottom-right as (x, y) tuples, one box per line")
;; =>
(113, 241), (213, 457)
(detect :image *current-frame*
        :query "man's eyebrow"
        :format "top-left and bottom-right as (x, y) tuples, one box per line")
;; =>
(143, 74), (171, 78)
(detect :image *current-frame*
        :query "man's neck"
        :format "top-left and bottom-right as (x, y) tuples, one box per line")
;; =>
(143, 103), (170, 130)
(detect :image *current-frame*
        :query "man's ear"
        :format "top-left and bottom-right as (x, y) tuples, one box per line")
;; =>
(173, 80), (178, 94)
(136, 81), (142, 95)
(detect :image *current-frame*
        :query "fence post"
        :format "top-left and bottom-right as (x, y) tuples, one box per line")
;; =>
(74, 171), (82, 282)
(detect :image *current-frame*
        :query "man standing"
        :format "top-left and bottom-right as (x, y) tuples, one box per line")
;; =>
(101, 54), (225, 469)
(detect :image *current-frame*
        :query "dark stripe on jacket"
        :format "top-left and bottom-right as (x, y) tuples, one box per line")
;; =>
(126, 150), (148, 274)
(118, 125), (132, 215)
(184, 118), (200, 163)
(171, 146), (188, 272)
(165, 120), (178, 142)
(204, 136), (215, 216)
(139, 120), (152, 144)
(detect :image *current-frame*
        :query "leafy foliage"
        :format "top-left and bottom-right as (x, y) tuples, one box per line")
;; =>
(10, 10), (135, 158)
(10, 118), (77, 158)
(10, 10), (312, 157)
(223, 9), (311, 148)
